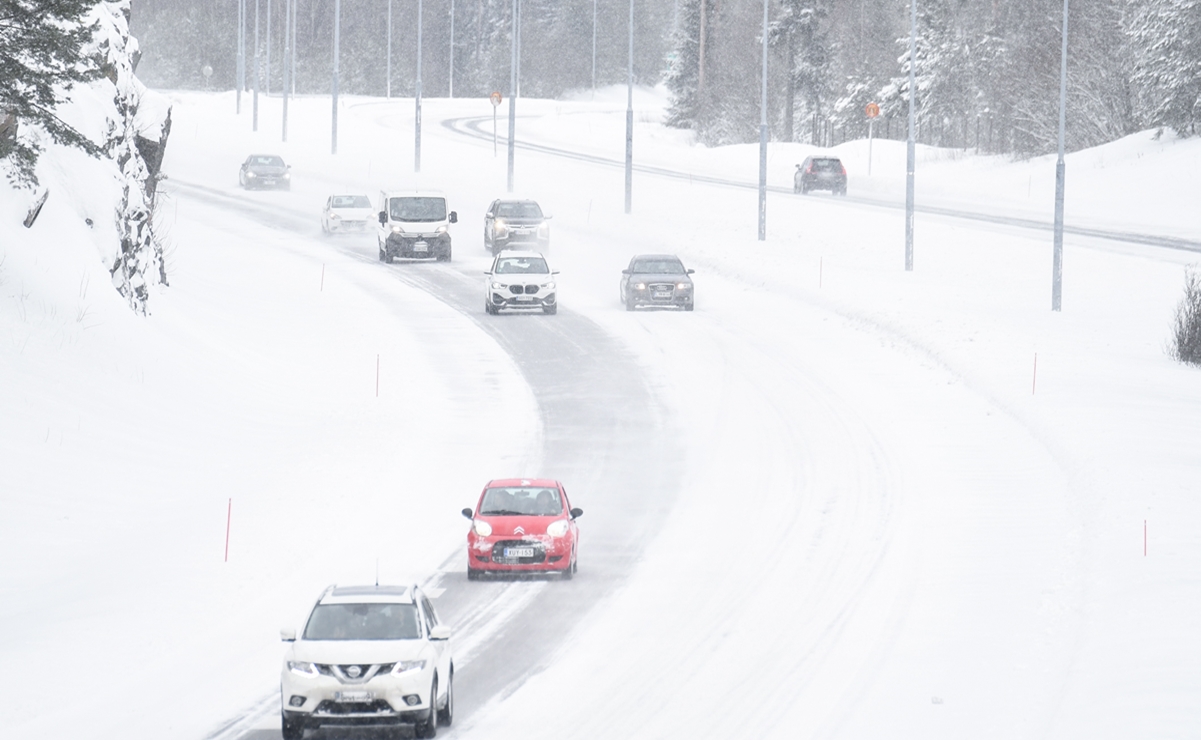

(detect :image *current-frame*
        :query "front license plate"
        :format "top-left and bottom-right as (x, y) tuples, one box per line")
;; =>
(515, 296), (534, 302)
(504, 547), (535, 558)
(335, 691), (375, 702)
(413, 241), (429, 252)
(653, 292), (672, 300)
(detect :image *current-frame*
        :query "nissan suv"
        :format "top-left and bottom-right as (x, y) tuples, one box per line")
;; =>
(377, 190), (458, 262)
(280, 584), (454, 739)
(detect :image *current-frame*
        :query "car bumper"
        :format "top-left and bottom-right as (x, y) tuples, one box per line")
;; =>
(629, 288), (693, 308)
(329, 219), (370, 232)
(385, 234), (450, 259)
(489, 291), (556, 310)
(801, 176), (846, 192)
(467, 534), (573, 571)
(281, 668), (434, 727)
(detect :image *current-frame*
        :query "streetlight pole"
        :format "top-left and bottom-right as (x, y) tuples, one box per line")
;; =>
(332, 0), (340, 154)
(507, 0), (517, 192)
(591, 0), (597, 96)
(386, 0), (392, 98)
(265, 0), (271, 96)
(253, 0), (260, 131)
(1052, 0), (1069, 311)
(624, 0), (633, 214)
(282, 0), (290, 140)
(904, 0), (916, 271)
(289, 0), (296, 95)
(757, 0), (768, 240)
(448, 0), (455, 98)
(415, 0), (423, 172)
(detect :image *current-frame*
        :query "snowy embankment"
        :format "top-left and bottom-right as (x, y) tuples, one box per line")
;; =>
(2, 80), (1199, 740)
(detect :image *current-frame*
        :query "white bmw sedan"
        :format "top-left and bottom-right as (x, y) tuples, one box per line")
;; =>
(280, 584), (453, 739)
(484, 250), (559, 315)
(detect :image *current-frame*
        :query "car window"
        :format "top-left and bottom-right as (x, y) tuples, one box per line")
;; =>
(812, 158), (841, 171)
(480, 486), (562, 516)
(496, 202), (543, 219)
(332, 195), (370, 208)
(303, 603), (421, 640)
(388, 197), (447, 222)
(250, 155), (284, 167)
(494, 257), (549, 274)
(419, 595), (439, 632)
(631, 259), (685, 274)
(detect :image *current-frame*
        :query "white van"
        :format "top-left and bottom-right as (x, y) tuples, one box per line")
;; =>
(377, 190), (458, 262)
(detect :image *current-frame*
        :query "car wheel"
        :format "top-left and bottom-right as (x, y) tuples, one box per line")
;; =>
(468, 566), (482, 579)
(378, 245), (387, 262)
(281, 711), (304, 740)
(485, 301), (499, 316)
(625, 294), (636, 311)
(416, 679), (438, 738)
(685, 301), (695, 312)
(437, 670), (454, 726)
(543, 304), (557, 315)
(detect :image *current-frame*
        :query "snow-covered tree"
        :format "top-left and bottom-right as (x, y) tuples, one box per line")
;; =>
(770, 0), (831, 143)
(1129, 0), (1201, 135)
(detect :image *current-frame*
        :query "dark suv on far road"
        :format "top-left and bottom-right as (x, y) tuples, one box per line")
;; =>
(795, 156), (846, 195)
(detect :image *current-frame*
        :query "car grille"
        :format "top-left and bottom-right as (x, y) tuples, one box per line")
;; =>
(507, 284), (542, 295)
(491, 539), (546, 564)
(313, 699), (398, 717)
(648, 283), (676, 299)
(314, 664), (389, 684)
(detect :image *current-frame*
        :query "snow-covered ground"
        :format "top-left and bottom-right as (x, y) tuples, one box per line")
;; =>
(2, 84), (1198, 739)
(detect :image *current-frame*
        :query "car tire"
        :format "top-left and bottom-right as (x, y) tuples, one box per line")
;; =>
(543, 304), (557, 315)
(281, 711), (304, 740)
(468, 566), (482, 579)
(485, 301), (499, 316)
(625, 294), (636, 311)
(685, 301), (695, 312)
(437, 670), (454, 726)
(416, 679), (438, 738)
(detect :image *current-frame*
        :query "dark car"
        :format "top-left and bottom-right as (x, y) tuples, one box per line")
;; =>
(620, 254), (695, 311)
(484, 199), (550, 255)
(239, 154), (291, 190)
(794, 156), (846, 195)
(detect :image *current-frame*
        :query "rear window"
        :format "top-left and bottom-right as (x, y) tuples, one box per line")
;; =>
(811, 159), (842, 171)
(303, 603), (421, 640)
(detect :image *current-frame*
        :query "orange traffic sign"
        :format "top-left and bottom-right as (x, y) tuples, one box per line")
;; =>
(490, 91), (503, 106)
(865, 102), (881, 119)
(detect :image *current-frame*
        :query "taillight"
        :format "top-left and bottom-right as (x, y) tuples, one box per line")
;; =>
(806, 165), (815, 174)
(840, 164), (847, 175)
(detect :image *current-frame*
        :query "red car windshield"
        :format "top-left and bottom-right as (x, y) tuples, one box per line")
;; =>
(480, 487), (562, 516)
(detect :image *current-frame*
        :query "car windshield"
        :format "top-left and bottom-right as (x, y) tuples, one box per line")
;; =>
(332, 195), (371, 208)
(303, 603), (421, 640)
(388, 197), (447, 222)
(811, 159), (841, 171)
(631, 258), (685, 274)
(249, 155), (284, 167)
(494, 257), (550, 274)
(496, 202), (543, 219)
(480, 487), (563, 516)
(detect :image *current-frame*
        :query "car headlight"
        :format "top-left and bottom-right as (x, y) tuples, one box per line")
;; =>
(537, 222), (550, 236)
(544, 281), (556, 290)
(436, 225), (448, 234)
(546, 519), (569, 537)
(330, 213), (341, 220)
(246, 171), (257, 178)
(677, 282), (691, 290)
(282, 172), (291, 179)
(391, 660), (427, 675)
(634, 282), (646, 290)
(494, 219), (507, 233)
(288, 661), (318, 677)
(472, 520), (493, 536)
(491, 281), (504, 289)
(391, 226), (404, 234)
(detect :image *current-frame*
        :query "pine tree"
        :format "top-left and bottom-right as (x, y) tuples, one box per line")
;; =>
(1129, 0), (1201, 135)
(770, 0), (831, 143)
(0, 0), (102, 186)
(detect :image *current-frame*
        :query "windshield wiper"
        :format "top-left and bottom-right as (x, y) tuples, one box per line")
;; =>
(479, 509), (523, 516)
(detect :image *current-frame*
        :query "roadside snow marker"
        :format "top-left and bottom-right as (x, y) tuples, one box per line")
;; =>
(224, 498), (232, 562)
(376, 354), (380, 397)
(321, 264), (325, 292)
(1032, 353), (1038, 395)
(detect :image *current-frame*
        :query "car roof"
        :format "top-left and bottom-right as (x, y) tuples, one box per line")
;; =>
(380, 189), (447, 197)
(495, 198), (540, 204)
(329, 193), (370, 198)
(248, 153), (284, 159)
(494, 250), (547, 259)
(485, 478), (561, 488)
(631, 254), (684, 261)
(318, 585), (415, 605)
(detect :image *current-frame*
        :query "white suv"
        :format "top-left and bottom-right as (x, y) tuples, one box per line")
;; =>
(484, 250), (559, 315)
(280, 584), (453, 739)
(376, 190), (458, 262)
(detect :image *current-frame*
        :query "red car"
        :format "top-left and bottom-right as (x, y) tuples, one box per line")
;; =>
(461, 479), (582, 580)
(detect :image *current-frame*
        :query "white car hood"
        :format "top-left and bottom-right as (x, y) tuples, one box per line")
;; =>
(493, 274), (552, 285)
(330, 207), (374, 220)
(289, 639), (427, 664)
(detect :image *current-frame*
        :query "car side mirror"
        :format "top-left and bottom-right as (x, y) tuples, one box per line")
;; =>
(483, 271), (492, 276)
(430, 624), (452, 641)
(570, 508), (583, 519)
(552, 270), (560, 275)
(686, 269), (695, 275)
(378, 211), (387, 225)
(448, 211), (458, 224)
(461, 508), (474, 519)
(544, 214), (554, 220)
(281, 627), (296, 642)
(621, 269), (631, 275)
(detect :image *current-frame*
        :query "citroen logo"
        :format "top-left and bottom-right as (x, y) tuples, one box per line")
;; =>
(345, 665), (362, 678)
(513, 526), (525, 535)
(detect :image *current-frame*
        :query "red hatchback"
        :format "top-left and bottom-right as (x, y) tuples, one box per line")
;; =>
(462, 479), (582, 580)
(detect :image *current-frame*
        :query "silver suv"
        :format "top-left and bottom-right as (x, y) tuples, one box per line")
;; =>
(280, 584), (454, 739)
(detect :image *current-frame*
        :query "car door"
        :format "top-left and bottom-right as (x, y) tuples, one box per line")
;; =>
(484, 200), (498, 245)
(418, 591), (452, 693)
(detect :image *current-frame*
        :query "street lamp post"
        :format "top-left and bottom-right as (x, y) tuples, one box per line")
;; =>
(282, 0), (290, 140)
(236, 0), (245, 113)
(265, 0), (271, 96)
(253, 0), (260, 131)
(448, 0), (455, 98)
(624, 0), (633, 214)
(757, 0), (768, 240)
(592, 0), (597, 96)
(415, 0), (423, 172)
(905, 0), (916, 271)
(507, 0), (517, 192)
(332, 0), (340, 154)
(1052, 0), (1069, 311)
(387, 0), (392, 98)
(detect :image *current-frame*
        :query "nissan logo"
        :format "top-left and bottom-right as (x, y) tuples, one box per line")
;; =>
(346, 665), (362, 678)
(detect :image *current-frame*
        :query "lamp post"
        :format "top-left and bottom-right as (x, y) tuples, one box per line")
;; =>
(1052, 0), (1069, 311)
(448, 0), (455, 98)
(415, 0), (423, 172)
(905, 0), (916, 271)
(592, 0), (597, 96)
(332, 0), (340, 154)
(282, 0), (290, 140)
(507, 0), (517, 192)
(252, 0), (260, 131)
(387, 0), (392, 98)
(624, 0), (633, 214)
(265, 0), (271, 95)
(236, 0), (245, 113)
(757, 0), (768, 240)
